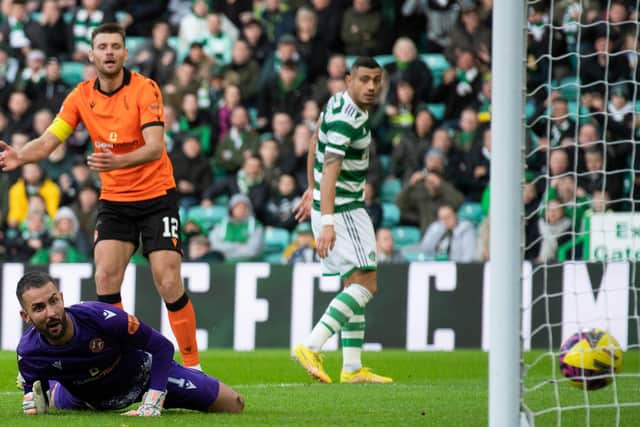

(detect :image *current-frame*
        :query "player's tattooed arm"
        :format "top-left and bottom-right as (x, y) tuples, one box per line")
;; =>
(323, 151), (344, 167)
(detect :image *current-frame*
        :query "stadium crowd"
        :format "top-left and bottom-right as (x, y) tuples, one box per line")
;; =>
(0, 0), (637, 265)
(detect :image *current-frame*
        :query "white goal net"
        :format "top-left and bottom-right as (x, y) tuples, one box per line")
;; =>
(522, 0), (640, 425)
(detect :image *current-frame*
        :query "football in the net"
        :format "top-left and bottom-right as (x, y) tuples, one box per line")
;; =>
(558, 328), (623, 390)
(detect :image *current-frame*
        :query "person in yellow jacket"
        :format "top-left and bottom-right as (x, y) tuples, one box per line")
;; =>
(7, 163), (60, 228)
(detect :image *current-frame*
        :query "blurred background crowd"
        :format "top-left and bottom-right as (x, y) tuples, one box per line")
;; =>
(0, 0), (637, 266)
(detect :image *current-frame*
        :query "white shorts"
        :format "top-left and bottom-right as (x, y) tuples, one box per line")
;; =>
(311, 207), (377, 278)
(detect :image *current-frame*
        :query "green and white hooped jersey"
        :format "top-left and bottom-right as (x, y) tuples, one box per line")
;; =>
(313, 91), (370, 213)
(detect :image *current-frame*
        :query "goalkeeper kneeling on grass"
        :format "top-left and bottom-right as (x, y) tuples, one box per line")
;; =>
(17, 271), (244, 416)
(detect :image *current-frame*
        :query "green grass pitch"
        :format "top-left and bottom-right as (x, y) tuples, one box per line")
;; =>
(0, 349), (639, 426)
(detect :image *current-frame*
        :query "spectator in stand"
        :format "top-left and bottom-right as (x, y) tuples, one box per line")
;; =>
(258, 135), (283, 191)
(185, 234), (224, 262)
(311, 53), (347, 107)
(396, 164), (464, 233)
(577, 146), (623, 205)
(70, 181), (99, 249)
(580, 30), (629, 96)
(310, 0), (345, 53)
(241, 17), (271, 66)
(376, 228), (406, 263)
(163, 104), (182, 153)
(4, 208), (52, 262)
(38, 0), (72, 60)
(48, 205), (91, 258)
(384, 37), (433, 104)
(25, 57), (69, 111)
(30, 235), (87, 264)
(7, 162), (60, 228)
(464, 126), (491, 202)
(271, 111), (294, 147)
(294, 7), (329, 83)
(31, 108), (54, 141)
(453, 107), (479, 153)
(104, 0), (169, 37)
(340, 0), (382, 56)
(202, 12), (235, 66)
(126, 20), (177, 86)
(184, 41), (214, 82)
(431, 49), (482, 122)
(258, 59), (309, 125)
(406, 203), (476, 262)
(162, 60), (199, 112)
(203, 155), (270, 223)
(213, 105), (258, 174)
(364, 181), (382, 231)
(523, 178), (541, 260)
(17, 49), (46, 92)
(388, 106), (434, 183)
(383, 80), (418, 151)
(209, 193), (264, 262)
(536, 198), (572, 263)
(260, 34), (307, 93)
(542, 174), (590, 230)
(212, 0), (253, 31)
(586, 189), (611, 215)
(69, 0), (116, 62)
(259, 0), (295, 46)
(0, 0), (46, 60)
(41, 134), (74, 183)
(6, 91), (34, 137)
(5, 132), (30, 184)
(446, 2), (491, 69)
(291, 122), (312, 189)
(170, 134), (213, 211)
(177, 92), (213, 155)
(215, 83), (242, 142)
(301, 98), (320, 132)
(264, 174), (300, 231)
(532, 95), (576, 148)
(177, 0), (209, 57)
(283, 221), (318, 264)
(409, 0), (460, 53)
(220, 39), (261, 104)
(0, 44), (20, 102)
(428, 127), (468, 192)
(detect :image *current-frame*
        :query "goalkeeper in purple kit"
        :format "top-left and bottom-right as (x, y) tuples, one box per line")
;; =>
(17, 271), (244, 416)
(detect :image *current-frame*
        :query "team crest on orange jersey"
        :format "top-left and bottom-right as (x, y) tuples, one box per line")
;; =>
(89, 337), (105, 353)
(109, 132), (118, 142)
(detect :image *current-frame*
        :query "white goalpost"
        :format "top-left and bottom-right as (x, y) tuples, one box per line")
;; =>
(491, 0), (640, 425)
(489, 0), (526, 426)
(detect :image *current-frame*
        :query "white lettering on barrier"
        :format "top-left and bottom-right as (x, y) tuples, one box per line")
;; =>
(562, 262), (629, 349)
(406, 262), (456, 351)
(49, 263), (93, 304)
(2, 263), (24, 350)
(481, 262), (533, 351)
(290, 264), (340, 350)
(233, 263), (270, 351)
(161, 262), (211, 351)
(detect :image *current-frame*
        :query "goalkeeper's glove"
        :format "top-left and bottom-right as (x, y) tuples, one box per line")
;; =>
(122, 389), (166, 416)
(22, 380), (48, 415)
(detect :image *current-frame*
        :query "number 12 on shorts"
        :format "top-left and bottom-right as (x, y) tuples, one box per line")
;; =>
(162, 216), (179, 238)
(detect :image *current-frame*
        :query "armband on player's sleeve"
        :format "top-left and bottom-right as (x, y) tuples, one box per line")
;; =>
(46, 117), (74, 142)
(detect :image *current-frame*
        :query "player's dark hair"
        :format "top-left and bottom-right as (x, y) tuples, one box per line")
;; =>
(349, 57), (381, 74)
(16, 271), (58, 306)
(91, 22), (126, 48)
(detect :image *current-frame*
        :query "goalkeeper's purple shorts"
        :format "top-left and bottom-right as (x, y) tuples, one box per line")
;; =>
(49, 361), (220, 412)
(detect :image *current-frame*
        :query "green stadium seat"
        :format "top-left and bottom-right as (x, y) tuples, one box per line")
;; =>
(426, 103), (445, 121)
(185, 205), (227, 232)
(125, 36), (147, 53)
(421, 54), (450, 85)
(379, 154), (390, 177)
(263, 252), (285, 264)
(382, 203), (400, 227)
(402, 249), (429, 262)
(391, 226), (422, 248)
(380, 178), (401, 203)
(263, 227), (291, 255)
(457, 202), (485, 226)
(61, 61), (85, 86)
(556, 76), (580, 101)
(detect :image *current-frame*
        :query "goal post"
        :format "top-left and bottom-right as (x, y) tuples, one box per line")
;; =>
(488, 0), (527, 426)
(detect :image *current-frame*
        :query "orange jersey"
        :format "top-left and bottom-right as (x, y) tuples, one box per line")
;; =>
(55, 69), (176, 202)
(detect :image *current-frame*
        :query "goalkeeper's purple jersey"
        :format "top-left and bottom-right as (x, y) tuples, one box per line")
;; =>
(17, 301), (173, 408)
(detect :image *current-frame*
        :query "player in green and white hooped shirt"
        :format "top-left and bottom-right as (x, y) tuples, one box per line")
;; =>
(292, 57), (392, 384)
